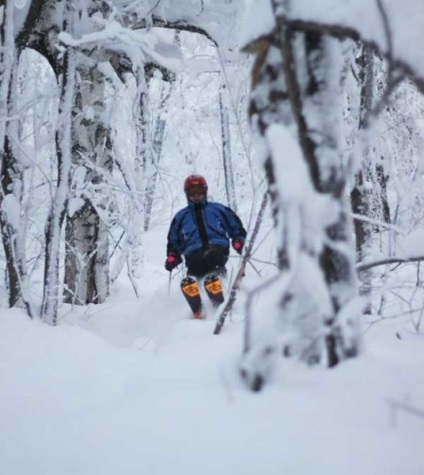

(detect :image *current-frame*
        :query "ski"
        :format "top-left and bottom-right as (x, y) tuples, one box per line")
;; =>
(181, 276), (203, 318)
(181, 274), (225, 319)
(204, 274), (224, 307)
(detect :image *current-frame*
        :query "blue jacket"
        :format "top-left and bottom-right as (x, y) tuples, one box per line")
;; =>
(167, 199), (246, 257)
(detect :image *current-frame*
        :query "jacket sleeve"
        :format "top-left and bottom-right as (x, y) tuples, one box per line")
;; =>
(221, 205), (247, 242)
(166, 214), (183, 257)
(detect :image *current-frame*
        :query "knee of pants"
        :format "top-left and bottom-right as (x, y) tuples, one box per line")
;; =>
(205, 250), (228, 268)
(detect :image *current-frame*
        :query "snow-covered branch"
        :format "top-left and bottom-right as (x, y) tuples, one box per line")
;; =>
(357, 255), (424, 272)
(243, 2), (424, 95)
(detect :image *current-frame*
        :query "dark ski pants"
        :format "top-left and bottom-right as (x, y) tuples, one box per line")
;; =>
(185, 245), (229, 279)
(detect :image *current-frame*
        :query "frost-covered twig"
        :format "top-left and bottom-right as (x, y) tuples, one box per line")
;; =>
(126, 256), (140, 298)
(351, 213), (406, 235)
(246, 259), (262, 278)
(357, 256), (424, 272)
(248, 256), (278, 268)
(146, 0), (162, 17)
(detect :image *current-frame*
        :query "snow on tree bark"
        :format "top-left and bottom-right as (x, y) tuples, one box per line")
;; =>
(64, 64), (112, 305)
(350, 46), (375, 310)
(242, 4), (361, 388)
(0, 2), (35, 316)
(144, 79), (173, 232)
(219, 83), (237, 212)
(41, 2), (76, 325)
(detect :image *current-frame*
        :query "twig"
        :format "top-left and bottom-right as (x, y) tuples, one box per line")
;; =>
(247, 258), (262, 277)
(387, 398), (424, 427)
(167, 271), (172, 297)
(248, 256), (277, 267)
(357, 256), (424, 272)
(146, 0), (161, 17)
(126, 257), (139, 298)
(351, 213), (406, 235)
(213, 192), (269, 335)
(376, 0), (393, 63)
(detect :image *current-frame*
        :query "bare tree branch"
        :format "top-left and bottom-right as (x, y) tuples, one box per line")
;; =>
(126, 15), (217, 46)
(370, 0), (404, 118)
(357, 256), (424, 272)
(146, 0), (162, 17)
(376, 0), (393, 63)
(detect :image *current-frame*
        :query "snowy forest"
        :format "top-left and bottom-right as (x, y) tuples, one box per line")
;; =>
(1, 1), (424, 474)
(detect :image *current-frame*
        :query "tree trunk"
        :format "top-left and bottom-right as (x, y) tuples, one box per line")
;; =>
(0, 136), (29, 310)
(41, 2), (76, 324)
(219, 83), (237, 211)
(144, 80), (172, 231)
(0, 7), (33, 315)
(0, 16), (21, 306)
(300, 32), (360, 365)
(64, 201), (108, 304)
(351, 46), (376, 310)
(243, 5), (361, 387)
(63, 65), (112, 305)
(127, 67), (151, 276)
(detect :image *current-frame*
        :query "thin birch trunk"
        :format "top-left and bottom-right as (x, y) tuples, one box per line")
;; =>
(64, 65), (112, 305)
(128, 67), (151, 278)
(41, 3), (76, 324)
(0, 3), (34, 315)
(351, 46), (375, 311)
(0, 1), (15, 160)
(219, 83), (237, 212)
(143, 81), (172, 231)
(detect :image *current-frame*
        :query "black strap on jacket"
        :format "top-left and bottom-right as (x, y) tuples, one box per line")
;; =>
(194, 203), (209, 248)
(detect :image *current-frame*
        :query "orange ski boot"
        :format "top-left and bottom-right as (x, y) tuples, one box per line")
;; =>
(181, 276), (203, 319)
(204, 274), (224, 307)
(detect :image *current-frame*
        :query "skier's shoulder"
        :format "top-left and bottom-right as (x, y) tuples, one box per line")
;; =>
(173, 205), (190, 222)
(207, 200), (235, 216)
(207, 200), (228, 212)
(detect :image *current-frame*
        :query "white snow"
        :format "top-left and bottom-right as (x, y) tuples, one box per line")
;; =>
(1, 259), (424, 474)
(1, 194), (21, 230)
(397, 229), (424, 258)
(59, 24), (183, 73)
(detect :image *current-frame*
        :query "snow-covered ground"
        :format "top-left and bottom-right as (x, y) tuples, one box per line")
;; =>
(1, 245), (424, 475)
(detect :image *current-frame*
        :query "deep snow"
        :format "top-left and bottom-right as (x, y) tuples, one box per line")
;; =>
(1, 244), (424, 474)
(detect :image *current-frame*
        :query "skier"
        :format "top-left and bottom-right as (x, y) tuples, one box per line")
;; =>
(165, 174), (246, 319)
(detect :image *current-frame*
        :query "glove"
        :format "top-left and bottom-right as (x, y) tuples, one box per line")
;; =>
(165, 253), (182, 271)
(232, 239), (243, 255)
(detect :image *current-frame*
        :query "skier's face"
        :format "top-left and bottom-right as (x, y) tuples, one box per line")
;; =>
(187, 186), (205, 203)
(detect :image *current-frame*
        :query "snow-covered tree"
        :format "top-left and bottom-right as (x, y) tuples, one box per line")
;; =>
(0, 0), (246, 321)
(239, 0), (424, 389)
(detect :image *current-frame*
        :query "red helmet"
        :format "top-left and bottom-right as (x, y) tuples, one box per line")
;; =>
(184, 174), (208, 194)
